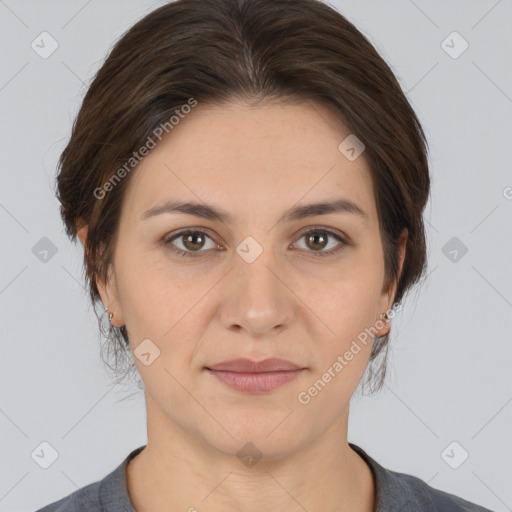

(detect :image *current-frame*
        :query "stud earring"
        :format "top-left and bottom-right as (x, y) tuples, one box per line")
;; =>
(103, 306), (114, 325)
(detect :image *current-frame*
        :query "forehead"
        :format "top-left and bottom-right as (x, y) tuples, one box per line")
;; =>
(121, 100), (377, 226)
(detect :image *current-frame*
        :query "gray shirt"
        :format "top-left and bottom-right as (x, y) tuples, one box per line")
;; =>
(35, 443), (494, 511)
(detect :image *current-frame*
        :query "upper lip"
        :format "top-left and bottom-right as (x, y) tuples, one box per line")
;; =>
(206, 358), (303, 372)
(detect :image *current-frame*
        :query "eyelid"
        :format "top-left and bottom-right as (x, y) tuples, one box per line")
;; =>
(162, 228), (221, 250)
(162, 225), (349, 256)
(292, 225), (349, 244)
(289, 226), (348, 257)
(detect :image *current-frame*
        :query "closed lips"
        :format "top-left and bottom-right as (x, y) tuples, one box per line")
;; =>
(205, 358), (304, 372)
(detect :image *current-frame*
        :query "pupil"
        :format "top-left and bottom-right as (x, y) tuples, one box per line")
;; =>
(184, 232), (204, 250)
(308, 232), (326, 250)
(180, 231), (329, 252)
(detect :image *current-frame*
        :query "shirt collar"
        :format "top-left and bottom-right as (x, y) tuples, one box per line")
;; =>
(101, 443), (429, 512)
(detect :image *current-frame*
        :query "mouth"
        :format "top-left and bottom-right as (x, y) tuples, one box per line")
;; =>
(204, 358), (307, 393)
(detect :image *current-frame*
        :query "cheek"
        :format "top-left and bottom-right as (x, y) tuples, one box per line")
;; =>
(306, 263), (383, 371)
(116, 245), (190, 318)
(300, 281), (378, 406)
(311, 265), (383, 330)
(115, 255), (213, 367)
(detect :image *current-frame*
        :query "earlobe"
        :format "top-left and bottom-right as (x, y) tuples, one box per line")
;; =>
(97, 263), (124, 328)
(377, 227), (408, 337)
(76, 224), (124, 328)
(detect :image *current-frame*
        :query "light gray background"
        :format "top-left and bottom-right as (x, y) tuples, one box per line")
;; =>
(0, 1), (511, 511)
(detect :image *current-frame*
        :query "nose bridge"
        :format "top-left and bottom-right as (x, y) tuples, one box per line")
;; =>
(221, 234), (294, 335)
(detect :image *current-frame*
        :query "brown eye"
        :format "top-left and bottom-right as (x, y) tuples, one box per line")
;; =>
(164, 230), (218, 256)
(181, 231), (207, 251)
(305, 232), (328, 251)
(293, 228), (347, 257)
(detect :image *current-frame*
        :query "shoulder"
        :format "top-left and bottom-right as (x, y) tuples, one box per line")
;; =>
(36, 481), (102, 512)
(34, 479), (100, 511)
(389, 469), (494, 511)
(34, 445), (145, 512)
(349, 443), (494, 512)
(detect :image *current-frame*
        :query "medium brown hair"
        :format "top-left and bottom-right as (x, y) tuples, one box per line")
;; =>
(56, 0), (430, 394)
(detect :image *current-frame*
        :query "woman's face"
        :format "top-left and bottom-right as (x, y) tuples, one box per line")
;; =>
(88, 100), (406, 458)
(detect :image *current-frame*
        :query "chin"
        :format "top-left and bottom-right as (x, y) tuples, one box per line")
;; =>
(193, 411), (312, 463)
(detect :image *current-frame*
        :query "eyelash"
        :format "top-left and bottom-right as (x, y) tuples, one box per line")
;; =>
(161, 227), (348, 258)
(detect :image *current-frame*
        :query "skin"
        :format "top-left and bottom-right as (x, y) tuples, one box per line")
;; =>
(78, 99), (407, 512)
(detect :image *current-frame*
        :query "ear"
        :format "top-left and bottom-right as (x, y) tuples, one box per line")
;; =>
(393, 227), (408, 301)
(376, 227), (408, 335)
(77, 224), (88, 248)
(77, 225), (124, 328)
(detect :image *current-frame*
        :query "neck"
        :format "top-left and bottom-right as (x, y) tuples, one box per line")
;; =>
(126, 396), (375, 512)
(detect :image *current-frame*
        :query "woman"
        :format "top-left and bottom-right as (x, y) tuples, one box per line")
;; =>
(37, 0), (493, 510)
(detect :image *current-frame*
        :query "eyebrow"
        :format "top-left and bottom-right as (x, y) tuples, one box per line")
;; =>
(141, 197), (368, 224)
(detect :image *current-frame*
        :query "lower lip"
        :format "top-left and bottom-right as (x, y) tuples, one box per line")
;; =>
(205, 369), (306, 393)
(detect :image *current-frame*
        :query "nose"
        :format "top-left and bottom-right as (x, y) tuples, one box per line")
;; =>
(219, 242), (295, 338)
